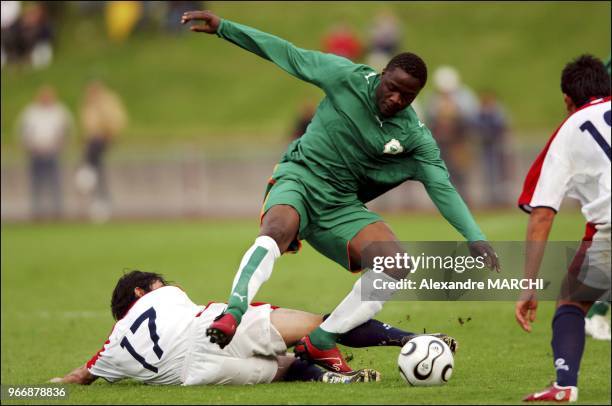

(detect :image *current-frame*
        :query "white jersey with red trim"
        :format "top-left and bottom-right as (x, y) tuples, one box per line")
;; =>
(519, 97), (611, 224)
(87, 286), (204, 385)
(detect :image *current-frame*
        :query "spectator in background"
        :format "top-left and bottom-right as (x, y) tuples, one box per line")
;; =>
(425, 66), (479, 202)
(1, 0), (21, 68)
(105, 1), (142, 43)
(290, 101), (316, 141)
(20, 2), (54, 69)
(322, 23), (362, 61)
(366, 10), (401, 72)
(474, 91), (509, 207)
(75, 80), (127, 222)
(17, 85), (74, 220)
(1, 2), (54, 69)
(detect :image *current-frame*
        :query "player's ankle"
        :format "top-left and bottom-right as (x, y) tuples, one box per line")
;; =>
(309, 327), (339, 350)
(224, 308), (242, 325)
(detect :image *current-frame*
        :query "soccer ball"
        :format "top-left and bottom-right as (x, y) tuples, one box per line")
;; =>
(397, 335), (454, 386)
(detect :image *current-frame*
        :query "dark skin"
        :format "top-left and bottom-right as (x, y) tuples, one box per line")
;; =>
(181, 10), (500, 275)
(375, 67), (422, 118)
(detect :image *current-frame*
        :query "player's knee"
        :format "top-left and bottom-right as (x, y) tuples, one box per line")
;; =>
(259, 223), (297, 253)
(260, 206), (299, 251)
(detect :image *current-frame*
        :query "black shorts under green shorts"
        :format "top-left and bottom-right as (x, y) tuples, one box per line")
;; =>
(260, 162), (382, 270)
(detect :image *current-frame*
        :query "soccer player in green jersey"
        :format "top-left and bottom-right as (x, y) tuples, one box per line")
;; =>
(181, 10), (499, 373)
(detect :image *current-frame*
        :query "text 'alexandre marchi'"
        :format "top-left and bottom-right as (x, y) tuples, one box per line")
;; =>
(372, 278), (546, 291)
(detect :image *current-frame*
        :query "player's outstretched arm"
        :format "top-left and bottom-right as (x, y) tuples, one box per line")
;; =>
(181, 10), (355, 90)
(50, 364), (98, 385)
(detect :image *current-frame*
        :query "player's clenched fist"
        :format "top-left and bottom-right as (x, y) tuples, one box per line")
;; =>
(181, 10), (220, 34)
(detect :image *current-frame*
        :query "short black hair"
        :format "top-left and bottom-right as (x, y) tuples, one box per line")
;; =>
(386, 53), (428, 88)
(561, 54), (610, 108)
(111, 270), (167, 320)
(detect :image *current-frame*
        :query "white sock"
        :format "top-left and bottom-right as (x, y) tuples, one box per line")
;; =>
(227, 236), (280, 319)
(319, 270), (397, 334)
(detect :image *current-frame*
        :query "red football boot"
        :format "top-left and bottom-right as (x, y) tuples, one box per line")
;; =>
(206, 312), (238, 349)
(294, 335), (353, 373)
(524, 383), (578, 402)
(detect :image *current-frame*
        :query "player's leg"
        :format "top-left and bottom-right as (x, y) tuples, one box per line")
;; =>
(270, 308), (416, 348)
(230, 204), (300, 314)
(274, 355), (381, 383)
(550, 237), (609, 387)
(273, 355), (323, 382)
(550, 299), (592, 388)
(523, 299), (591, 402)
(334, 316), (417, 348)
(294, 211), (446, 372)
(201, 304), (384, 384)
(207, 178), (309, 348)
(295, 219), (457, 371)
(270, 308), (323, 346)
(207, 206), (299, 347)
(525, 233), (610, 402)
(306, 221), (408, 351)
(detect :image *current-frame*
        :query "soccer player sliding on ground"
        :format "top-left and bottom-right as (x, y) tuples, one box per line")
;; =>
(181, 10), (499, 373)
(51, 271), (448, 386)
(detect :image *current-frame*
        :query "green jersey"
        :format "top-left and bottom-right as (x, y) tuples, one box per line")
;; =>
(217, 19), (486, 242)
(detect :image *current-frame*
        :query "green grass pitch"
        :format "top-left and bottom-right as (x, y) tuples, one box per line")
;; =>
(1, 210), (610, 404)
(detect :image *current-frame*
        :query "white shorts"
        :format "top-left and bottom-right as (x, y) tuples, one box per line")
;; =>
(181, 303), (287, 386)
(570, 223), (611, 299)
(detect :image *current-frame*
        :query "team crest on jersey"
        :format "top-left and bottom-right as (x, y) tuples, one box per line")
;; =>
(383, 139), (404, 155)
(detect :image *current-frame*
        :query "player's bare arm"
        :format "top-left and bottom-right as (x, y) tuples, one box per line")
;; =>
(50, 364), (97, 385)
(181, 10), (220, 34)
(515, 207), (555, 332)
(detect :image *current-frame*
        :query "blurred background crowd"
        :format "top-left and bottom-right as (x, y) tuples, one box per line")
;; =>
(1, 1), (609, 222)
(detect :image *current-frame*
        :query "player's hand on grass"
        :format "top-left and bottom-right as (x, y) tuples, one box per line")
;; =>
(468, 240), (501, 272)
(181, 10), (220, 34)
(515, 290), (538, 332)
(49, 377), (64, 384)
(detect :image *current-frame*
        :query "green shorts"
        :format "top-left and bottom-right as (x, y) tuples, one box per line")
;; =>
(260, 162), (382, 270)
